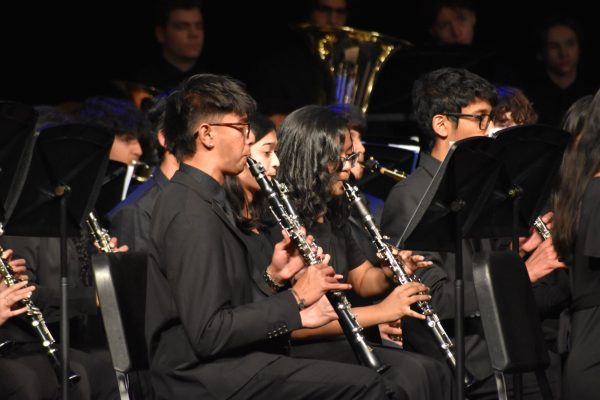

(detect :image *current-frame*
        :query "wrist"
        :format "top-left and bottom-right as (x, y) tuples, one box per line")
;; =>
(263, 267), (286, 292)
(289, 288), (305, 310)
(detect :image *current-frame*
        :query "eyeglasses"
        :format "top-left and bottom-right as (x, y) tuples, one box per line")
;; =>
(335, 152), (359, 171)
(443, 113), (492, 131)
(207, 122), (251, 139)
(315, 5), (348, 16)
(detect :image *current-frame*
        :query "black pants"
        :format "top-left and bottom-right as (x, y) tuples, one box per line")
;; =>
(229, 355), (396, 400)
(290, 337), (454, 400)
(0, 352), (91, 400)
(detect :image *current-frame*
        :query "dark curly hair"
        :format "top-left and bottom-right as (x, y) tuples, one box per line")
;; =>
(79, 96), (152, 139)
(412, 67), (497, 149)
(276, 105), (349, 228)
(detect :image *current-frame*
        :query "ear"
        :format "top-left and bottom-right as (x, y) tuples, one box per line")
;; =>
(196, 123), (214, 149)
(431, 114), (450, 139)
(155, 26), (165, 45)
(157, 130), (167, 148)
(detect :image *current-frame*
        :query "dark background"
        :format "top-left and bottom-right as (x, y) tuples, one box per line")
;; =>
(1, 0), (596, 106)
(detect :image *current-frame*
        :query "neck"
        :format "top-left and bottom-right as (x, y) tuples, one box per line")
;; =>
(160, 152), (180, 180)
(547, 68), (577, 89)
(163, 50), (196, 73)
(185, 155), (224, 185)
(430, 140), (449, 162)
(242, 188), (254, 220)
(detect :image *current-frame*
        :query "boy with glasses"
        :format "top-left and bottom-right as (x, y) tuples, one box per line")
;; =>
(381, 68), (562, 398)
(145, 73), (397, 399)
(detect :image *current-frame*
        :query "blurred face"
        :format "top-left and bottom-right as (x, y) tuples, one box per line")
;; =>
(446, 99), (493, 142)
(544, 25), (579, 77)
(310, 0), (348, 27)
(350, 129), (366, 180)
(239, 130), (279, 193)
(488, 111), (516, 137)
(157, 8), (204, 63)
(207, 113), (252, 175)
(329, 130), (354, 197)
(109, 133), (142, 165)
(430, 6), (476, 45)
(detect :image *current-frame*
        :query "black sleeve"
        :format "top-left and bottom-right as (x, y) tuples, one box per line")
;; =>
(162, 212), (302, 358)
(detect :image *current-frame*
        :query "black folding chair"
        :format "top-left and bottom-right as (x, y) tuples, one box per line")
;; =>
(92, 252), (154, 400)
(473, 251), (553, 400)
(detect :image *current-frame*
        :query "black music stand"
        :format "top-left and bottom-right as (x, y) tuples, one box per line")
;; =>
(393, 125), (569, 399)
(0, 101), (38, 229)
(4, 123), (113, 399)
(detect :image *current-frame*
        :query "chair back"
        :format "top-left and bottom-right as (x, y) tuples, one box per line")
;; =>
(473, 251), (550, 373)
(92, 251), (151, 400)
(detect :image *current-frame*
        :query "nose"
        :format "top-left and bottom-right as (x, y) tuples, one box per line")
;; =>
(341, 159), (352, 173)
(272, 152), (281, 169)
(131, 139), (143, 159)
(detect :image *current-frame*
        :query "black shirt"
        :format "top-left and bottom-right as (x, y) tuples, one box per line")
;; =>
(106, 168), (170, 253)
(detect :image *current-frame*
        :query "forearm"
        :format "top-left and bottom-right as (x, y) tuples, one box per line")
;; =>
(291, 304), (386, 339)
(350, 265), (391, 298)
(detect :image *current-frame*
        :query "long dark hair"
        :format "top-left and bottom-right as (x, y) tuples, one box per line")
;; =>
(225, 113), (276, 231)
(553, 88), (600, 262)
(276, 105), (349, 228)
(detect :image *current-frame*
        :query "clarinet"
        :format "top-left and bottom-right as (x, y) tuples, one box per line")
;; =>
(343, 182), (475, 386)
(0, 246), (80, 385)
(533, 216), (551, 240)
(247, 158), (388, 373)
(86, 212), (113, 253)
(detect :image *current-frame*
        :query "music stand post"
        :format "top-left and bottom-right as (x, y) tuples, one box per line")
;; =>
(394, 125), (568, 399)
(5, 123), (113, 399)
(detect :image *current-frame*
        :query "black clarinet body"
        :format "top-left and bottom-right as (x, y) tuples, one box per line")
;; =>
(0, 247), (80, 385)
(343, 182), (475, 386)
(247, 158), (388, 373)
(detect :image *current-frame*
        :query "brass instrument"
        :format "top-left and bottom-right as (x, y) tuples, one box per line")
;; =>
(361, 157), (407, 181)
(343, 182), (475, 387)
(0, 245), (80, 385)
(297, 23), (412, 113)
(131, 160), (152, 183)
(86, 212), (113, 253)
(247, 158), (388, 373)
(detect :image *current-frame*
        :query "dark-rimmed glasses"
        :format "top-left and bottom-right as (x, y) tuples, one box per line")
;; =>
(335, 152), (359, 171)
(207, 122), (251, 139)
(443, 113), (492, 131)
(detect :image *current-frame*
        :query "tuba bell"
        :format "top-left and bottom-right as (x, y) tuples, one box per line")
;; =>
(297, 23), (412, 113)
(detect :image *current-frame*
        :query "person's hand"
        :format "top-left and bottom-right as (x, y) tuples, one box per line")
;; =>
(379, 247), (432, 277)
(0, 281), (34, 326)
(2, 249), (28, 282)
(396, 250), (432, 277)
(379, 319), (403, 347)
(378, 282), (430, 322)
(268, 229), (321, 284)
(109, 237), (129, 253)
(292, 260), (351, 307)
(525, 237), (566, 282)
(519, 211), (554, 257)
(299, 295), (338, 328)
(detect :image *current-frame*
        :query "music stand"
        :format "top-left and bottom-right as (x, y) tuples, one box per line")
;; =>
(0, 101), (38, 229)
(4, 123), (113, 399)
(393, 125), (569, 399)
